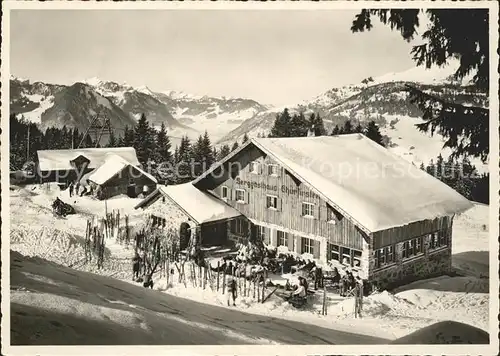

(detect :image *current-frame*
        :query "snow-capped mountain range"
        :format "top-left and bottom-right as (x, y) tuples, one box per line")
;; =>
(9, 60), (488, 171)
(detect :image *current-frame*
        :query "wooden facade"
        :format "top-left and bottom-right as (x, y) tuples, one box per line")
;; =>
(194, 142), (457, 287)
(196, 145), (368, 265)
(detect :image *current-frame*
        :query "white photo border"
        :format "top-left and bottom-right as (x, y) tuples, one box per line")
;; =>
(1, 1), (498, 355)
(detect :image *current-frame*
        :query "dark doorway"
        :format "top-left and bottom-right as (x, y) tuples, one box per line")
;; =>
(127, 184), (137, 198)
(201, 221), (228, 246)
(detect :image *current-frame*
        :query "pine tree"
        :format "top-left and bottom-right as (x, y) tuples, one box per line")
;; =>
(269, 108), (292, 137)
(123, 125), (135, 147)
(311, 113), (327, 136)
(177, 136), (193, 183)
(289, 112), (308, 137)
(419, 162), (425, 171)
(202, 131), (215, 169)
(331, 125), (341, 136)
(173, 146), (179, 164)
(84, 134), (93, 148)
(351, 9), (489, 162)
(231, 141), (239, 152)
(364, 121), (384, 146)
(133, 114), (156, 166)
(192, 135), (205, 177)
(107, 130), (118, 148)
(212, 146), (218, 162)
(155, 123), (172, 164)
(242, 133), (249, 144)
(343, 120), (353, 134)
(218, 144), (231, 160)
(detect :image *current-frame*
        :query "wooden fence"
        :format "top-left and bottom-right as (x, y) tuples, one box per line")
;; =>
(159, 259), (277, 304)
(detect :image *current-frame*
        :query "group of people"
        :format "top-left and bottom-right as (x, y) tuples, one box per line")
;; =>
(68, 180), (92, 197)
(326, 267), (364, 317)
(132, 251), (155, 289)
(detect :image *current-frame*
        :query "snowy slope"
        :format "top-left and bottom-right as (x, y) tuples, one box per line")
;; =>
(8, 180), (492, 343)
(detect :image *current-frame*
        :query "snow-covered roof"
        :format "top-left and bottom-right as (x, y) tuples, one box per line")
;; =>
(194, 134), (473, 233)
(37, 147), (140, 172)
(87, 154), (157, 185)
(135, 183), (242, 224)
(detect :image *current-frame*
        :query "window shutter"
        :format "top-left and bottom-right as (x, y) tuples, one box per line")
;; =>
(314, 204), (319, 220)
(313, 240), (321, 259)
(258, 163), (263, 175)
(247, 191), (250, 204)
(250, 223), (256, 242)
(287, 233), (294, 251)
(278, 198), (282, 211)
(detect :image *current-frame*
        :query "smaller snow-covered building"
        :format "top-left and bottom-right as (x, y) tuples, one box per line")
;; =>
(134, 183), (244, 246)
(87, 155), (157, 199)
(36, 147), (141, 183)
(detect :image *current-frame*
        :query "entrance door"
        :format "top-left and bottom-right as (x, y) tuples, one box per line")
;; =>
(201, 222), (228, 246)
(127, 184), (137, 198)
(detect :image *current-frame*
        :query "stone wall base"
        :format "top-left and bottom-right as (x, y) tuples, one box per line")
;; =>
(370, 248), (452, 291)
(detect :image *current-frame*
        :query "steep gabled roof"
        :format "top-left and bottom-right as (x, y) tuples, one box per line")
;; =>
(135, 183), (242, 224)
(193, 134), (473, 233)
(37, 147), (140, 172)
(87, 154), (157, 186)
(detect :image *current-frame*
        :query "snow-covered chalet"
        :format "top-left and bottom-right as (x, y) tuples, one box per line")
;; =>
(36, 147), (157, 199)
(140, 134), (474, 289)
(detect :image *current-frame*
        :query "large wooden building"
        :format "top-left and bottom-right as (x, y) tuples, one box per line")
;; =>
(190, 134), (473, 289)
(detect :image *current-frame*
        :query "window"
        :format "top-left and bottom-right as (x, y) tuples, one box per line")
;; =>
(277, 230), (288, 246)
(429, 230), (448, 250)
(266, 195), (278, 209)
(232, 218), (247, 235)
(353, 250), (362, 268)
(249, 161), (260, 174)
(235, 189), (246, 203)
(374, 245), (395, 269)
(151, 215), (166, 228)
(341, 246), (351, 265)
(301, 202), (314, 217)
(328, 243), (340, 262)
(438, 230), (448, 246)
(326, 204), (343, 222)
(301, 237), (314, 255)
(267, 164), (279, 176)
(256, 225), (269, 244)
(402, 236), (424, 259)
(221, 186), (228, 200)
(328, 243), (362, 267)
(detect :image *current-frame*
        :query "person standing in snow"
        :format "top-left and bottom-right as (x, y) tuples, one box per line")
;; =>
(353, 276), (364, 318)
(132, 252), (141, 281)
(227, 276), (237, 306)
(68, 182), (74, 197)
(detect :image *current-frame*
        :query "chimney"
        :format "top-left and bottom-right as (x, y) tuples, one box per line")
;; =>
(307, 124), (316, 137)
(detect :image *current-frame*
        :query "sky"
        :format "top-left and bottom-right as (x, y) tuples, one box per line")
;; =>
(10, 9), (418, 106)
